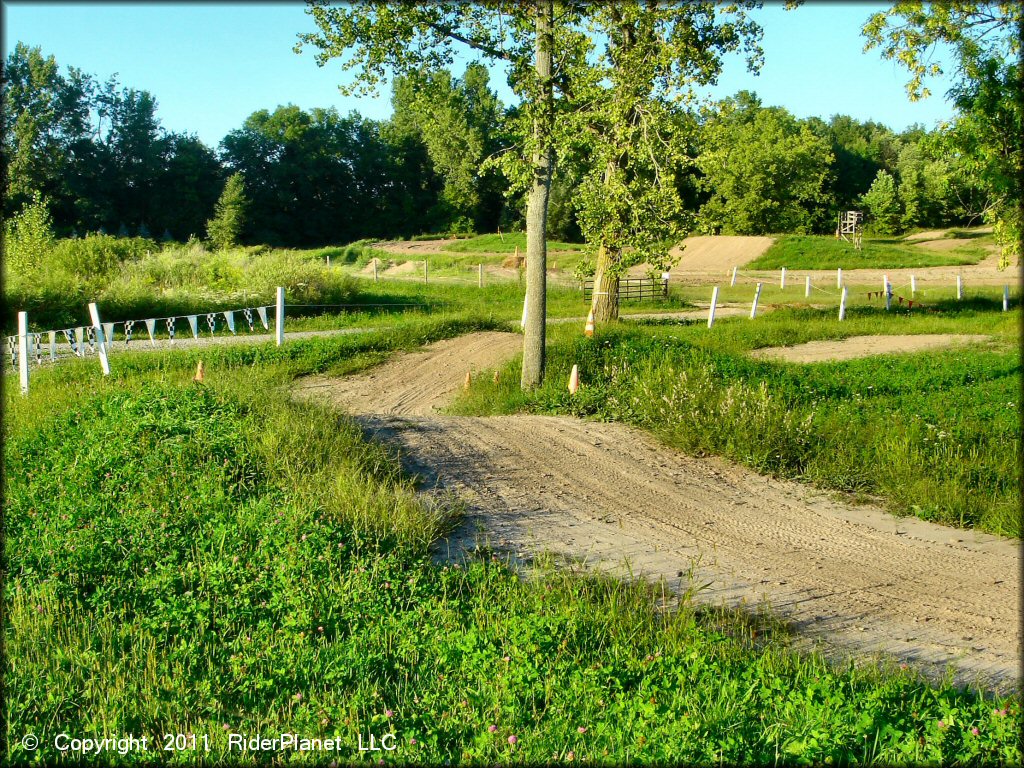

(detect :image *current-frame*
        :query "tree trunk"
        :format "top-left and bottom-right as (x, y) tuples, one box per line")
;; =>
(589, 243), (620, 322)
(521, 0), (554, 390)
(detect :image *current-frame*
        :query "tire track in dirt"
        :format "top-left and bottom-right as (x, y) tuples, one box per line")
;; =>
(291, 331), (1021, 692)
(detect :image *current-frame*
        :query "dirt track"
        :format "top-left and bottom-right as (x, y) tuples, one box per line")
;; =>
(751, 334), (993, 363)
(292, 332), (1021, 692)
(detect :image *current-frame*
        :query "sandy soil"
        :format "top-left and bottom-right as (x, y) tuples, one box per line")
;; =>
(374, 238), (461, 254)
(904, 226), (992, 242)
(911, 238), (973, 251)
(291, 332), (1021, 692)
(751, 334), (993, 363)
(626, 235), (774, 278)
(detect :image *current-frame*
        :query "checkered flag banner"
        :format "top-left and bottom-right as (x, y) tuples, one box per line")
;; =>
(7, 336), (17, 367)
(103, 323), (115, 346)
(166, 317), (176, 344)
(75, 327), (85, 355)
(206, 313), (217, 335)
(243, 308), (255, 332)
(187, 315), (199, 339)
(223, 310), (236, 334)
(124, 320), (135, 346)
(64, 328), (80, 357)
(33, 333), (42, 364)
(86, 326), (96, 353)
(145, 318), (157, 347)
(256, 306), (269, 330)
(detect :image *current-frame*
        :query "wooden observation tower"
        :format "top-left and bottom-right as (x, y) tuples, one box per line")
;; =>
(836, 210), (864, 250)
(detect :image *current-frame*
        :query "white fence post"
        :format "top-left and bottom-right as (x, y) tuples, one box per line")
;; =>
(804, 275), (811, 298)
(780, 267), (787, 289)
(730, 266), (737, 286)
(839, 286), (848, 321)
(424, 260), (428, 283)
(275, 286), (285, 346)
(373, 258), (379, 282)
(956, 274), (963, 300)
(885, 282), (892, 311)
(478, 263), (483, 288)
(708, 286), (719, 328)
(88, 302), (110, 376)
(750, 283), (762, 319)
(1004, 285), (1009, 312)
(17, 311), (29, 395)
(910, 274), (916, 297)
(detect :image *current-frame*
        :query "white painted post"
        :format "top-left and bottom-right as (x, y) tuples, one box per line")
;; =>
(780, 267), (787, 289)
(708, 286), (719, 328)
(956, 274), (962, 300)
(478, 263), (483, 288)
(326, 251), (331, 268)
(1003, 284), (1009, 312)
(804, 275), (811, 298)
(373, 258), (379, 282)
(839, 286), (848, 321)
(17, 311), (29, 395)
(424, 260), (428, 283)
(750, 283), (762, 319)
(275, 286), (285, 346)
(883, 274), (888, 294)
(885, 283), (892, 311)
(730, 266), (737, 286)
(48, 330), (56, 362)
(88, 302), (110, 376)
(837, 267), (842, 288)
(910, 274), (916, 297)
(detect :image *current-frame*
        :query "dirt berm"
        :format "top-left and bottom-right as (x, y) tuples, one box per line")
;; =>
(292, 331), (1021, 693)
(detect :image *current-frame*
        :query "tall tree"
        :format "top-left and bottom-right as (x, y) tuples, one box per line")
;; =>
(206, 172), (248, 249)
(297, 1), (585, 388)
(696, 93), (834, 236)
(863, 2), (1022, 265)
(391, 62), (506, 233)
(566, 3), (764, 322)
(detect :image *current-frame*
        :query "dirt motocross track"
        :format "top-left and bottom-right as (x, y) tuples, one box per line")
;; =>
(292, 332), (1021, 692)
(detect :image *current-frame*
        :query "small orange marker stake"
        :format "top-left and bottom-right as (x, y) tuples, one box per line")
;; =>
(193, 360), (204, 383)
(584, 309), (595, 338)
(568, 364), (580, 394)
(464, 371), (472, 390)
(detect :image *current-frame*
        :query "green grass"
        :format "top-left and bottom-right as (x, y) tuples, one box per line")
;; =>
(439, 232), (585, 255)
(5, 313), (1020, 765)
(452, 304), (1021, 538)
(748, 234), (989, 270)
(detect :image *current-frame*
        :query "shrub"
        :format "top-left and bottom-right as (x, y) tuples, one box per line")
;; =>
(2, 191), (55, 277)
(50, 234), (156, 280)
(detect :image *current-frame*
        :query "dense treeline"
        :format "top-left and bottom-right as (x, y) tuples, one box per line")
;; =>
(0, 43), (990, 248)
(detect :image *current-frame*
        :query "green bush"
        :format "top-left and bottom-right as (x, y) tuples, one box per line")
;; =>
(2, 191), (55, 277)
(51, 234), (157, 279)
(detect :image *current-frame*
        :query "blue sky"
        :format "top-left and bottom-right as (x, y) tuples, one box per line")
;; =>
(3, 2), (960, 149)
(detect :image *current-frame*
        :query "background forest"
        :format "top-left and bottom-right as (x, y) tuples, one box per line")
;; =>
(1, 43), (991, 249)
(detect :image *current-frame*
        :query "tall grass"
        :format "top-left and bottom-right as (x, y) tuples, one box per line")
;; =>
(3, 237), (359, 332)
(5, 317), (1018, 765)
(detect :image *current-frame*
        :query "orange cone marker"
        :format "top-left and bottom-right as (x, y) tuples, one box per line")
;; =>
(568, 364), (580, 394)
(584, 309), (595, 338)
(193, 360), (204, 383)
